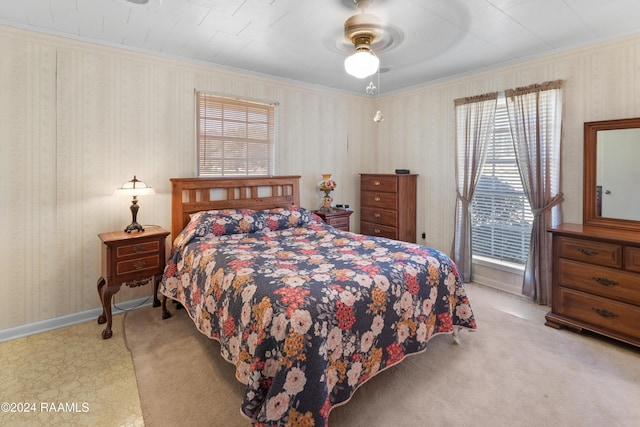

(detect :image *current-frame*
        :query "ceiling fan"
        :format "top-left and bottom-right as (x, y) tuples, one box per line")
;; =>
(343, 0), (386, 79)
(342, 0), (389, 122)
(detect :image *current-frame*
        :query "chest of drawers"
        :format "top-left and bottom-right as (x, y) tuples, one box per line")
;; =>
(360, 173), (417, 243)
(545, 224), (640, 346)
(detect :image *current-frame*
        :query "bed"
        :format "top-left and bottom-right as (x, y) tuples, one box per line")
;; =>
(159, 176), (476, 426)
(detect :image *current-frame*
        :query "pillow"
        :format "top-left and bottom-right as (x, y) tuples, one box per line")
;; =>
(192, 208), (262, 236)
(172, 206), (317, 250)
(256, 206), (315, 232)
(172, 208), (259, 250)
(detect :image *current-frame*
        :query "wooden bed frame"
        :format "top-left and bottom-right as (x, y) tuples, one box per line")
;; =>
(169, 176), (301, 242)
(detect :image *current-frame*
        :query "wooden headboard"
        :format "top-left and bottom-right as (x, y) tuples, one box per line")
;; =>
(170, 176), (301, 242)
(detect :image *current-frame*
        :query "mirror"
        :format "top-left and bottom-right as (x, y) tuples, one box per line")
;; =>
(584, 117), (640, 231)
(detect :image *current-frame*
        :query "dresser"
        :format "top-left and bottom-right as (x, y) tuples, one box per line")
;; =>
(545, 224), (640, 347)
(360, 173), (417, 243)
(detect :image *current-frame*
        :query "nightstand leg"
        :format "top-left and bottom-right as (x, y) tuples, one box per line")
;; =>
(97, 277), (107, 324)
(152, 274), (161, 307)
(99, 283), (122, 339)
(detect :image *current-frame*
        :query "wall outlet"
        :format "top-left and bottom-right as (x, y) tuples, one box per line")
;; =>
(421, 232), (426, 239)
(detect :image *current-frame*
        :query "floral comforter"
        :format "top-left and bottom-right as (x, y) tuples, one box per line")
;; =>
(160, 206), (476, 426)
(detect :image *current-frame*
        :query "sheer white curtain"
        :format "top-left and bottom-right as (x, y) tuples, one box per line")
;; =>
(452, 93), (498, 282)
(505, 80), (564, 305)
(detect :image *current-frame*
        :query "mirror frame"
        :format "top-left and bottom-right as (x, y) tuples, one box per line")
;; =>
(583, 117), (640, 231)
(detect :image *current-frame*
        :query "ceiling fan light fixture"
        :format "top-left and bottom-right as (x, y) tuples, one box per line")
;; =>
(344, 35), (379, 79)
(344, 49), (379, 79)
(343, 6), (383, 79)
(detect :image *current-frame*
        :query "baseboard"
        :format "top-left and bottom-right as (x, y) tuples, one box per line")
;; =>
(0, 296), (153, 343)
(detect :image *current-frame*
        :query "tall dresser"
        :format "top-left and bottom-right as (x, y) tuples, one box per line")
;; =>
(360, 173), (417, 243)
(545, 223), (640, 347)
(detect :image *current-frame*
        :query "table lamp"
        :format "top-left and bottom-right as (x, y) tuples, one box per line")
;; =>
(114, 175), (155, 233)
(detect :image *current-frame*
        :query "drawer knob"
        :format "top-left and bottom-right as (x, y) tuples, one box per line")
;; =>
(133, 261), (146, 270)
(374, 181), (380, 186)
(591, 307), (618, 319)
(374, 196), (381, 201)
(592, 277), (619, 287)
(578, 248), (598, 256)
(374, 228), (381, 234)
(133, 245), (145, 253)
(374, 212), (381, 218)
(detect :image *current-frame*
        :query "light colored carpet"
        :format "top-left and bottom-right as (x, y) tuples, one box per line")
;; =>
(124, 284), (640, 427)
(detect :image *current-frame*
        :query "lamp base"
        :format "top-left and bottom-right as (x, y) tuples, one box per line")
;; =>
(124, 222), (145, 233)
(125, 198), (144, 233)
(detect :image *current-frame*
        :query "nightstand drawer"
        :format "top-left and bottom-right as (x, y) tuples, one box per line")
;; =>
(328, 216), (350, 227)
(117, 241), (160, 258)
(313, 209), (353, 232)
(116, 254), (161, 275)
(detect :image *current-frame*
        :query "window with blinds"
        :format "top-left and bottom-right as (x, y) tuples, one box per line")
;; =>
(471, 93), (533, 264)
(196, 92), (274, 176)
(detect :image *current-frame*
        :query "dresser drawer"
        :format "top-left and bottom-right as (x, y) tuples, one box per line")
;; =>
(557, 236), (622, 268)
(361, 191), (397, 209)
(556, 287), (640, 340)
(116, 255), (161, 276)
(361, 207), (397, 227)
(360, 222), (397, 240)
(361, 175), (398, 193)
(625, 246), (640, 273)
(558, 259), (640, 304)
(116, 241), (160, 258)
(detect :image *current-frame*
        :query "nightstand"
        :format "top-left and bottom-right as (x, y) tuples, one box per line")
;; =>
(97, 226), (170, 339)
(313, 208), (354, 232)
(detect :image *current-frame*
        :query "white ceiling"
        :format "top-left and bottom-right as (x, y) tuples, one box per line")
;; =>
(1, 0), (640, 95)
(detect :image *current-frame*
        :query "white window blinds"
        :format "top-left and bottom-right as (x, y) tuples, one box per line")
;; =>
(471, 93), (533, 264)
(196, 92), (274, 176)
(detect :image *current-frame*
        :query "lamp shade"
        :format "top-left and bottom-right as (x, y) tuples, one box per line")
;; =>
(344, 50), (379, 79)
(114, 176), (155, 196)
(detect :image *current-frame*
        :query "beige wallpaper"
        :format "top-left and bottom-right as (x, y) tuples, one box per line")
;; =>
(1, 24), (640, 329)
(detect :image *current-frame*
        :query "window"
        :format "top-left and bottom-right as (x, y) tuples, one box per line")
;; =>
(196, 92), (274, 176)
(471, 93), (533, 264)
